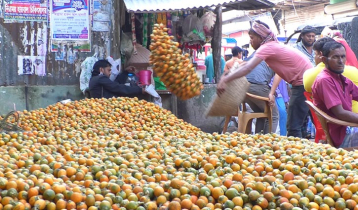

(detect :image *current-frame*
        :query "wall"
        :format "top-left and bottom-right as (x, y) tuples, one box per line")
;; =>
(229, 31), (250, 47)
(0, 0), (121, 115)
(280, 4), (330, 36)
(0, 85), (84, 114)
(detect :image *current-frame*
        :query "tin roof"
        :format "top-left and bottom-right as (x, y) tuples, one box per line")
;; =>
(127, 44), (151, 65)
(123, 0), (275, 13)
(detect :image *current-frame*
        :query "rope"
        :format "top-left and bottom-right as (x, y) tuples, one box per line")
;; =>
(0, 111), (22, 132)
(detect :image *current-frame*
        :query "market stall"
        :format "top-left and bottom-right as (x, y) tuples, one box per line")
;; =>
(121, 0), (274, 132)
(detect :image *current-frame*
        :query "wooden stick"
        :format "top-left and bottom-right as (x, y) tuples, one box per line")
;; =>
(211, 6), (222, 83)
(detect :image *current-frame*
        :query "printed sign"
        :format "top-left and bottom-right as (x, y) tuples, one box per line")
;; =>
(51, 39), (91, 53)
(18, 55), (46, 76)
(92, 0), (110, 32)
(4, 0), (48, 21)
(50, 0), (90, 40)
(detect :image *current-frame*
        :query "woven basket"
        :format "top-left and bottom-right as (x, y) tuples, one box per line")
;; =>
(206, 76), (250, 117)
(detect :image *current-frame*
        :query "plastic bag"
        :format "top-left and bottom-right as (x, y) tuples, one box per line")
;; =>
(145, 84), (162, 107)
(201, 11), (216, 38)
(182, 14), (205, 44)
(107, 56), (121, 81)
(79, 56), (98, 93)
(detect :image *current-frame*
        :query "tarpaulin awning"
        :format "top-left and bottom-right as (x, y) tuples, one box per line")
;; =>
(123, 0), (275, 13)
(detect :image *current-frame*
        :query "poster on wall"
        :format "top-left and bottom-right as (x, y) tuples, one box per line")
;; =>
(50, 0), (90, 40)
(37, 25), (48, 57)
(4, 0), (48, 22)
(18, 56), (46, 76)
(92, 0), (110, 32)
(51, 39), (91, 55)
(0, 0), (3, 18)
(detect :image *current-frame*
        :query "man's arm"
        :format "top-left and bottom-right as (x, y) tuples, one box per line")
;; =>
(217, 56), (262, 95)
(99, 76), (143, 95)
(269, 74), (282, 106)
(331, 105), (358, 123)
(223, 63), (229, 73)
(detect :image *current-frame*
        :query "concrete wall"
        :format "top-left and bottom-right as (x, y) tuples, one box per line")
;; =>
(0, 85), (84, 114)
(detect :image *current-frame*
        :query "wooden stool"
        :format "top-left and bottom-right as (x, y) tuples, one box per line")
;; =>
(222, 93), (273, 134)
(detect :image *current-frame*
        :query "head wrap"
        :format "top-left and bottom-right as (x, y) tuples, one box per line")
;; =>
(251, 21), (278, 45)
(297, 26), (317, 42)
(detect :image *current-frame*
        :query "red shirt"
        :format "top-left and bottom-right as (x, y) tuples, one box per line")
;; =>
(335, 38), (358, 69)
(312, 68), (358, 147)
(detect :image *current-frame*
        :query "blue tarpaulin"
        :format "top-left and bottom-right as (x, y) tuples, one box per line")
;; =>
(223, 38), (237, 44)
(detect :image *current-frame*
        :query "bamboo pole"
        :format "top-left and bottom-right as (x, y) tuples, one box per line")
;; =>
(211, 5), (222, 83)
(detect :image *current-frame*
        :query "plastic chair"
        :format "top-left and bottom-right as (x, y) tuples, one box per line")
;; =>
(304, 92), (326, 143)
(305, 100), (358, 147)
(222, 93), (273, 134)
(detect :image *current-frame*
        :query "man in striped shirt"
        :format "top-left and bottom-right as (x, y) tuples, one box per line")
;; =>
(293, 26), (317, 67)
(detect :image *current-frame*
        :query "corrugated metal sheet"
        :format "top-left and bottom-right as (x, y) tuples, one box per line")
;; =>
(123, 0), (274, 13)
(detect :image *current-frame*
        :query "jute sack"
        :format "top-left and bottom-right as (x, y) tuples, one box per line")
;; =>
(206, 63), (250, 116)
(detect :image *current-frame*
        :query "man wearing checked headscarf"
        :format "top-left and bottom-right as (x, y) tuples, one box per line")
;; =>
(217, 20), (314, 138)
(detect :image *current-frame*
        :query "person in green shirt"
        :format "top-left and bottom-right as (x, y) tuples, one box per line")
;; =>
(205, 53), (226, 83)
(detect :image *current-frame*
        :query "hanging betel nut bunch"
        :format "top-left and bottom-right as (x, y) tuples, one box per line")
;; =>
(149, 23), (203, 100)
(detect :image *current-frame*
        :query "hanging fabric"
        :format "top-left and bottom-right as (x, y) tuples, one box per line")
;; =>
(156, 13), (162, 24)
(157, 12), (167, 25)
(166, 13), (172, 35)
(143, 13), (148, 47)
(131, 13), (137, 55)
(161, 12), (167, 25)
(149, 13), (156, 33)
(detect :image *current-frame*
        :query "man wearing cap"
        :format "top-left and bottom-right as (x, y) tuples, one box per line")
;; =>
(224, 49), (233, 61)
(293, 26), (317, 66)
(217, 20), (313, 138)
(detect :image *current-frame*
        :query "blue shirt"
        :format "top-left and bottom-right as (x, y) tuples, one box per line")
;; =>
(245, 52), (275, 85)
(205, 54), (226, 82)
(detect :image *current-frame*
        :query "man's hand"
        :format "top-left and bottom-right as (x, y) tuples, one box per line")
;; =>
(268, 93), (275, 106)
(125, 66), (136, 73)
(217, 76), (227, 96)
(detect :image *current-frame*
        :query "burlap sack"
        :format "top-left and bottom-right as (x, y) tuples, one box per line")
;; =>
(206, 64), (250, 116)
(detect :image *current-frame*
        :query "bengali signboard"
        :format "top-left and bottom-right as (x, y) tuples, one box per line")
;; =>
(4, 0), (48, 21)
(50, 0), (90, 40)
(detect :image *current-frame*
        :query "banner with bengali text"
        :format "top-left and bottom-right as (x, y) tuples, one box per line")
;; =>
(4, 0), (48, 21)
(50, 0), (90, 41)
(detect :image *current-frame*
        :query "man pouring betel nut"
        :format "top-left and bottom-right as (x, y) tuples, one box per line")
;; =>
(217, 20), (313, 138)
